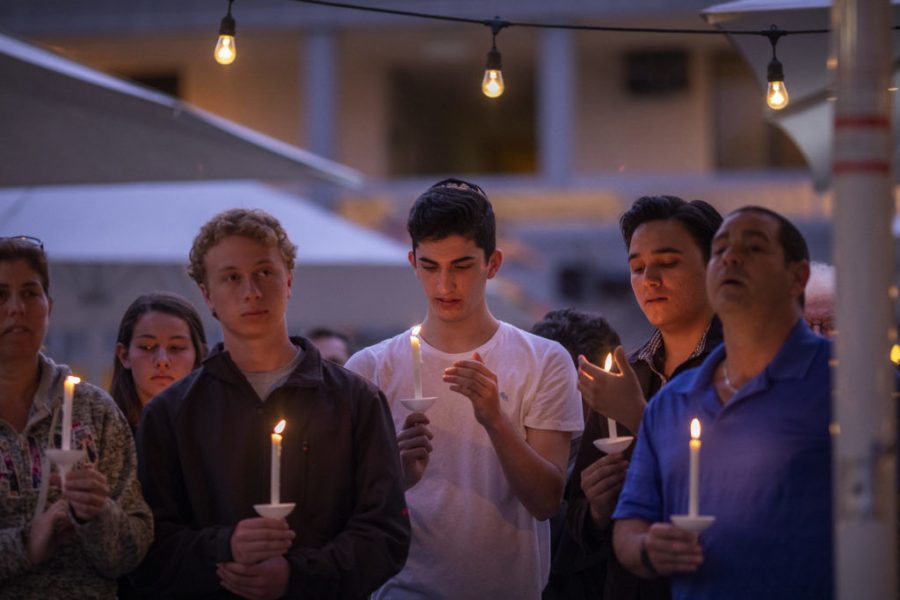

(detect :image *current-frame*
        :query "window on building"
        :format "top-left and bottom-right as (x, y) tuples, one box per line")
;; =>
(624, 49), (689, 97)
(712, 52), (806, 170)
(387, 65), (536, 176)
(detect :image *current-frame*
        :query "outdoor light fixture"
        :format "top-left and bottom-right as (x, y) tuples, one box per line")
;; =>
(215, 0), (237, 65)
(765, 26), (789, 110)
(482, 19), (508, 99)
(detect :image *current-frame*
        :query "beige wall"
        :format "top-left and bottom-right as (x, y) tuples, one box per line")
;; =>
(42, 31), (305, 149)
(573, 31), (724, 175)
(41, 25), (735, 179)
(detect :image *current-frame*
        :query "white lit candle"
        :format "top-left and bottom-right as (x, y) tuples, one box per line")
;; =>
(602, 354), (618, 439)
(411, 325), (423, 400)
(689, 418), (701, 517)
(62, 376), (80, 451)
(270, 419), (286, 505)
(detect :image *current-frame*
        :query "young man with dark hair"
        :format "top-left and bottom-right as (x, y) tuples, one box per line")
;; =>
(136, 208), (410, 599)
(532, 308), (622, 368)
(346, 179), (583, 599)
(567, 196), (723, 599)
(613, 207), (832, 599)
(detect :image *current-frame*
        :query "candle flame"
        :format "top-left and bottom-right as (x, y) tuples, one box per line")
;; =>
(603, 353), (613, 372)
(411, 325), (421, 338)
(891, 344), (900, 365)
(274, 419), (286, 434)
(66, 375), (81, 385)
(690, 418), (701, 440)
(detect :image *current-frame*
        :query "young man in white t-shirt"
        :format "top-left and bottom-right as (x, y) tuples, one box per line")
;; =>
(346, 179), (583, 599)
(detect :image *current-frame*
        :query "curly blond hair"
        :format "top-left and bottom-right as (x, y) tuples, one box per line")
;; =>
(188, 208), (297, 284)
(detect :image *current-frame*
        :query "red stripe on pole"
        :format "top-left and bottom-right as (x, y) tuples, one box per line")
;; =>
(833, 160), (891, 174)
(834, 114), (891, 128)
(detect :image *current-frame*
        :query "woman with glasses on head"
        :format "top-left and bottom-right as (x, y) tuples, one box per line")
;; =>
(0, 236), (152, 597)
(110, 292), (208, 432)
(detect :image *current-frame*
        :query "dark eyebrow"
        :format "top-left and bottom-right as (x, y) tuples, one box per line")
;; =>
(0, 281), (42, 289)
(628, 247), (683, 261)
(417, 255), (477, 265)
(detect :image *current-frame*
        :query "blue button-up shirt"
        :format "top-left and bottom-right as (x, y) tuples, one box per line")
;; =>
(613, 320), (833, 600)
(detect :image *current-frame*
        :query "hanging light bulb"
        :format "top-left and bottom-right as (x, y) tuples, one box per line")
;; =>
(767, 58), (789, 110)
(215, 0), (237, 65)
(482, 45), (504, 98)
(481, 19), (509, 99)
(765, 26), (788, 110)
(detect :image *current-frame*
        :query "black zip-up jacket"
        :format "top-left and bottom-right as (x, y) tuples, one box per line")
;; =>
(134, 337), (410, 599)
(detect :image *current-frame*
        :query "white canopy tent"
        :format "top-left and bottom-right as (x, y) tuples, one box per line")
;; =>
(0, 180), (422, 381)
(0, 32), (361, 187)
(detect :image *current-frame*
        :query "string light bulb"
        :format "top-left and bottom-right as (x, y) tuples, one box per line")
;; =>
(482, 45), (503, 98)
(215, 0), (237, 65)
(765, 26), (789, 110)
(482, 19), (509, 99)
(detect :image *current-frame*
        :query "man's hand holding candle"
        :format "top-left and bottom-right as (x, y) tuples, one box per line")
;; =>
(580, 453), (628, 530)
(229, 517), (295, 565)
(641, 522), (703, 576)
(577, 346), (645, 433)
(217, 556), (290, 600)
(397, 412), (433, 490)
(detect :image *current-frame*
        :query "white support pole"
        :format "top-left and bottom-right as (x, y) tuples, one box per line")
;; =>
(832, 1), (897, 598)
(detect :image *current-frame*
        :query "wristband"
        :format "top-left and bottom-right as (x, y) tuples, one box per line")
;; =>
(640, 537), (660, 577)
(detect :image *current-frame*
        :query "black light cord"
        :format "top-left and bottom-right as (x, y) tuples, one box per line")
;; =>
(290, 0), (841, 38)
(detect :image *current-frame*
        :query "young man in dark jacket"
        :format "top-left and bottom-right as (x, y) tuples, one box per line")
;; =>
(135, 208), (410, 599)
(567, 196), (723, 599)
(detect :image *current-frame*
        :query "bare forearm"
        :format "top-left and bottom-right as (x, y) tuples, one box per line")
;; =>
(482, 416), (565, 521)
(613, 518), (653, 578)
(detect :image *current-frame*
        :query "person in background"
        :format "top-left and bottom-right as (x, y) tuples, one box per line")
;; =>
(613, 207), (832, 600)
(803, 261), (835, 337)
(531, 308), (622, 600)
(110, 292), (208, 432)
(569, 196), (723, 599)
(307, 327), (351, 366)
(0, 236), (152, 597)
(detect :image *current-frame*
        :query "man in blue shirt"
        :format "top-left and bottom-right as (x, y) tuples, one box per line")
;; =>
(612, 206), (833, 600)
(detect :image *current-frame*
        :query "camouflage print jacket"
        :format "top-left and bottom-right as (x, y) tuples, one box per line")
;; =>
(0, 354), (153, 599)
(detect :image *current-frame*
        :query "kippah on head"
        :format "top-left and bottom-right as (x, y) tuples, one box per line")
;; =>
(427, 177), (488, 200)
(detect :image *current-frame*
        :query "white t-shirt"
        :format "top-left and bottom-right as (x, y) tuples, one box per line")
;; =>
(346, 322), (583, 600)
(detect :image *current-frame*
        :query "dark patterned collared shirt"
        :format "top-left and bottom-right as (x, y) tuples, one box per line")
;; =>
(632, 318), (720, 393)
(559, 317), (724, 600)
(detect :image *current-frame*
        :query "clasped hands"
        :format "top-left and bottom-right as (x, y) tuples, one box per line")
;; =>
(219, 517), (295, 599)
